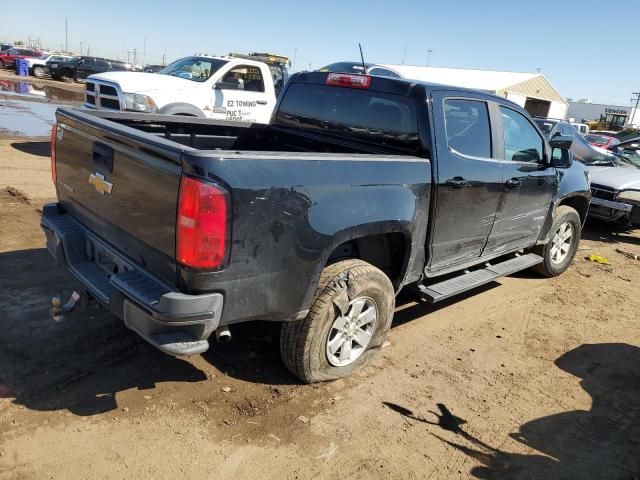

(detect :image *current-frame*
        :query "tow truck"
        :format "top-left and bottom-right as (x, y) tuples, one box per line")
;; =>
(84, 52), (290, 124)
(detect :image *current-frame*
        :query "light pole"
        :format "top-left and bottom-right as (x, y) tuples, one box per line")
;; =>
(293, 48), (298, 73)
(426, 49), (433, 67)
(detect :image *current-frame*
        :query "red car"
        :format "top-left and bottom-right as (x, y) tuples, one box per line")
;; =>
(585, 133), (620, 150)
(0, 48), (42, 69)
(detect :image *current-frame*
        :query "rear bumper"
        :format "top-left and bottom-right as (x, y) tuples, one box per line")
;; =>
(40, 203), (224, 356)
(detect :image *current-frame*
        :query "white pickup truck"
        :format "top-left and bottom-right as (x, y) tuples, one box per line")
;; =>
(84, 54), (288, 124)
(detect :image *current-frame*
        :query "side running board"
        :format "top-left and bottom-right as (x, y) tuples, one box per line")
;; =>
(418, 253), (543, 303)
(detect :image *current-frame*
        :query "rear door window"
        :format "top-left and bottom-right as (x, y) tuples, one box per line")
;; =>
(444, 99), (492, 158)
(276, 83), (419, 151)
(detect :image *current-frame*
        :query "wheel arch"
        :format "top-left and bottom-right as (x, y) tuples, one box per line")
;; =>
(157, 102), (206, 118)
(557, 193), (590, 226)
(299, 224), (415, 315)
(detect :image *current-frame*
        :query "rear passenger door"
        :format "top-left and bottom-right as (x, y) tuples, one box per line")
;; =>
(76, 58), (95, 79)
(94, 59), (110, 74)
(427, 91), (504, 271)
(484, 104), (557, 254)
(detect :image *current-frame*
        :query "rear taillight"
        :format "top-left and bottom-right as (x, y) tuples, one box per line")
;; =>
(50, 123), (57, 186)
(176, 176), (229, 270)
(326, 73), (371, 89)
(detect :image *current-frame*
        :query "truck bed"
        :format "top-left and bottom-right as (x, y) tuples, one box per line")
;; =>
(83, 109), (421, 155)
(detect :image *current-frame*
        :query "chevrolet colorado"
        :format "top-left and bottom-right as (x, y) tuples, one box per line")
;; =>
(42, 72), (591, 383)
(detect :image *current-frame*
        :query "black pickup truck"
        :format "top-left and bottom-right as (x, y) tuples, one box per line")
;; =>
(42, 72), (591, 383)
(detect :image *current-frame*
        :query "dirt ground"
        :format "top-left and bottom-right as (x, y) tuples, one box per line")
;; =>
(0, 133), (639, 480)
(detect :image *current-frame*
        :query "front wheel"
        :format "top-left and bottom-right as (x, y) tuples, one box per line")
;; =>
(280, 259), (395, 383)
(532, 205), (581, 277)
(32, 66), (45, 78)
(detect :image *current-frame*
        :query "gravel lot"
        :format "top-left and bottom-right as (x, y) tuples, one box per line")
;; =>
(1, 130), (639, 479)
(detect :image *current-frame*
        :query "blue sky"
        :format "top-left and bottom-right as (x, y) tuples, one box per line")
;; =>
(1, 0), (636, 105)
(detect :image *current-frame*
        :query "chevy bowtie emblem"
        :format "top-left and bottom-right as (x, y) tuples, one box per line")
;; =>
(88, 172), (113, 195)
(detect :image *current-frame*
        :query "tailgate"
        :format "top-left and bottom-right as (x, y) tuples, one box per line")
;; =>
(53, 108), (184, 286)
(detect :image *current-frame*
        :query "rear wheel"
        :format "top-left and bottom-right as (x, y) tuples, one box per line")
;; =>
(280, 259), (395, 383)
(533, 205), (581, 277)
(0, 59), (5, 69)
(32, 66), (45, 78)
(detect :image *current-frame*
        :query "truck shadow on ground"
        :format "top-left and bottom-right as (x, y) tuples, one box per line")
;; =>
(0, 247), (209, 416)
(1, 247), (510, 416)
(384, 343), (640, 479)
(10, 141), (50, 157)
(582, 220), (640, 246)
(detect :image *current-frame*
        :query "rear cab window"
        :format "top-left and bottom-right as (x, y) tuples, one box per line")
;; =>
(275, 83), (420, 152)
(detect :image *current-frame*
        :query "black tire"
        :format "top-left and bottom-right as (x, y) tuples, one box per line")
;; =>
(532, 205), (581, 277)
(32, 66), (45, 78)
(280, 259), (395, 383)
(0, 59), (5, 69)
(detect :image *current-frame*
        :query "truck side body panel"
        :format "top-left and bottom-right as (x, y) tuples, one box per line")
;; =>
(179, 151), (431, 323)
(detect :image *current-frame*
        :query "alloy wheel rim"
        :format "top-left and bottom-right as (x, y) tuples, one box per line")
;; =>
(550, 221), (573, 264)
(326, 296), (378, 367)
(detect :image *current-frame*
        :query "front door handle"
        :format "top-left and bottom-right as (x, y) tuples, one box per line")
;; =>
(506, 178), (522, 188)
(445, 177), (468, 188)
(256, 100), (268, 105)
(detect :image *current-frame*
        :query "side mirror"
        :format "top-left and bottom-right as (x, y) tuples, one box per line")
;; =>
(551, 147), (573, 168)
(549, 135), (574, 168)
(214, 77), (243, 90)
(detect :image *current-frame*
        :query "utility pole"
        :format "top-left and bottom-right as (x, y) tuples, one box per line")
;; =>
(80, 41), (83, 55)
(401, 45), (407, 64)
(292, 48), (298, 73)
(631, 92), (640, 128)
(127, 51), (131, 64)
(65, 17), (68, 52)
(121, 42), (125, 61)
(87, 44), (90, 56)
(426, 49), (433, 67)
(133, 48), (137, 65)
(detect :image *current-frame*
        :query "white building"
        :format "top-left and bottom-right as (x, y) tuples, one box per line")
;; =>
(381, 65), (568, 120)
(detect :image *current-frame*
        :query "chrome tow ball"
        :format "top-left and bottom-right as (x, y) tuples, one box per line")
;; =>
(50, 291), (81, 321)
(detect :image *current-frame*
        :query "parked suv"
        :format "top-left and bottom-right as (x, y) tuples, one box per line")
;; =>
(49, 56), (131, 81)
(26, 54), (74, 78)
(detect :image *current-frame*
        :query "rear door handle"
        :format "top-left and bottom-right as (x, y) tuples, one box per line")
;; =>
(256, 100), (268, 105)
(445, 177), (468, 188)
(506, 178), (522, 188)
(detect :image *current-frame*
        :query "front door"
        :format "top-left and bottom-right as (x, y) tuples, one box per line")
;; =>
(484, 105), (557, 254)
(427, 92), (504, 272)
(211, 64), (273, 123)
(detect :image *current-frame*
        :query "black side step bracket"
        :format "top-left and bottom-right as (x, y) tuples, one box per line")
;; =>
(418, 253), (543, 303)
